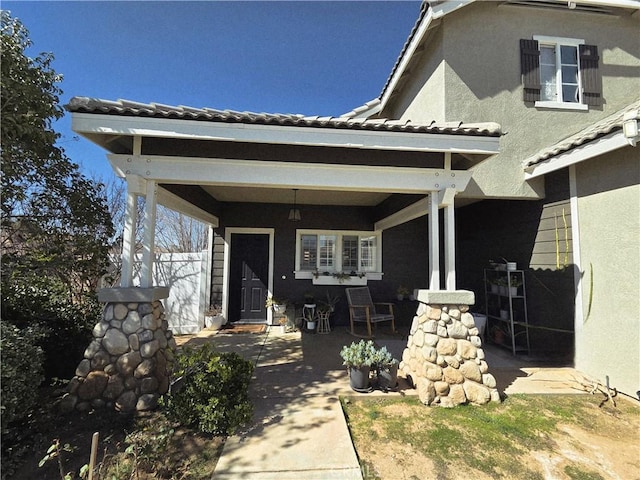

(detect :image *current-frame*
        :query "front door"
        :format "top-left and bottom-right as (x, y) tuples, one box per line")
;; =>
(229, 233), (269, 323)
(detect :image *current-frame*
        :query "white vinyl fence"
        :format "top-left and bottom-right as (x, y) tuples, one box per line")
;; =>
(129, 252), (210, 334)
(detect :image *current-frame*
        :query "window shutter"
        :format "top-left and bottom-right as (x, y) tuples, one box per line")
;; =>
(579, 44), (602, 106)
(520, 39), (540, 102)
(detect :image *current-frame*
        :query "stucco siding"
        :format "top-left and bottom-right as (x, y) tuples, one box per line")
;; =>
(385, 27), (446, 122)
(386, 2), (640, 200)
(574, 148), (640, 396)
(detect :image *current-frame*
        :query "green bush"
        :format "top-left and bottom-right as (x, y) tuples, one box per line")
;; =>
(1, 275), (98, 380)
(0, 321), (44, 432)
(163, 344), (254, 435)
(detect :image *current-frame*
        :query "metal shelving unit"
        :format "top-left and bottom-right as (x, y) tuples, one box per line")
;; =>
(484, 268), (530, 355)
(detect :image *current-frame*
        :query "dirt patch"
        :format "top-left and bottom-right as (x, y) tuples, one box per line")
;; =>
(343, 394), (640, 480)
(3, 387), (224, 480)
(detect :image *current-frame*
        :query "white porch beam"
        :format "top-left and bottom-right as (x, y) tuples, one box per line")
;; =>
(375, 185), (461, 231)
(108, 154), (473, 196)
(141, 180), (157, 288)
(428, 194), (440, 290)
(375, 197), (430, 231)
(74, 113), (500, 155)
(156, 186), (219, 227)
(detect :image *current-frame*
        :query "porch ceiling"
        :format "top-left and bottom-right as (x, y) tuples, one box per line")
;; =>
(200, 185), (390, 207)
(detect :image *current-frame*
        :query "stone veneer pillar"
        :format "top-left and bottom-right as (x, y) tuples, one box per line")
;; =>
(60, 287), (176, 414)
(400, 290), (500, 407)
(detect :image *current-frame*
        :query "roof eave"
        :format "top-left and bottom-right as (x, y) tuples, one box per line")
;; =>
(71, 111), (501, 156)
(524, 130), (632, 179)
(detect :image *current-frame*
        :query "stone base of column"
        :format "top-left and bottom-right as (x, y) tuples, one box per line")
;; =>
(60, 287), (176, 413)
(399, 290), (501, 407)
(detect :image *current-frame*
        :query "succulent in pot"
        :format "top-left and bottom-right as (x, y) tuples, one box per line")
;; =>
(340, 340), (376, 392)
(373, 346), (399, 391)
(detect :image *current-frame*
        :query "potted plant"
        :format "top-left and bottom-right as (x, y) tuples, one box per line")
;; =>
(340, 340), (376, 392)
(305, 315), (317, 331)
(491, 325), (506, 344)
(373, 346), (399, 392)
(265, 295), (287, 314)
(487, 277), (500, 294)
(204, 305), (224, 330)
(509, 274), (523, 296)
(495, 277), (509, 296)
(324, 291), (340, 312)
(396, 285), (410, 301)
(278, 316), (288, 334)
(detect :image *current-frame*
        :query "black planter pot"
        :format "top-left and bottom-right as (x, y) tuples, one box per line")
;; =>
(348, 366), (371, 392)
(377, 364), (399, 392)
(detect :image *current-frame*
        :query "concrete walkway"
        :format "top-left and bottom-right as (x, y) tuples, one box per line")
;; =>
(205, 327), (364, 480)
(176, 325), (585, 479)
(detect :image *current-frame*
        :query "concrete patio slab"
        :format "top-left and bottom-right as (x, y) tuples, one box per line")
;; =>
(172, 322), (585, 480)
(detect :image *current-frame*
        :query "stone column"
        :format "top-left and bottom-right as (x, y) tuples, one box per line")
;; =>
(400, 290), (500, 407)
(61, 287), (176, 413)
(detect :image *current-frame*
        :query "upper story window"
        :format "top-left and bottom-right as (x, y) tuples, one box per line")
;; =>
(295, 229), (383, 282)
(521, 36), (602, 110)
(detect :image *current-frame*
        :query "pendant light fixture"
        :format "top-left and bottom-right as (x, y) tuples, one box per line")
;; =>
(288, 188), (301, 222)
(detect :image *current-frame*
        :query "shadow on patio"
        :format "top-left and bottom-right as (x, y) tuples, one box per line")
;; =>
(174, 322), (583, 478)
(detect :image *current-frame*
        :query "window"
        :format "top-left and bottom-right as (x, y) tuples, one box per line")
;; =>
(295, 230), (383, 281)
(521, 36), (601, 109)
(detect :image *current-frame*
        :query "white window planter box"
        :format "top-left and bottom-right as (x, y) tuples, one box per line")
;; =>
(312, 275), (367, 286)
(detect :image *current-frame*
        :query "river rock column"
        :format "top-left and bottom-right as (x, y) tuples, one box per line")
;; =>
(61, 287), (176, 413)
(399, 290), (500, 407)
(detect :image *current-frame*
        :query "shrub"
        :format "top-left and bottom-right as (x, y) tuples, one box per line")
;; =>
(0, 321), (44, 432)
(1, 276), (98, 380)
(163, 344), (254, 435)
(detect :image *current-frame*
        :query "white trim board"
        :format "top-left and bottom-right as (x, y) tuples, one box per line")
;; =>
(73, 112), (500, 155)
(108, 154), (472, 195)
(222, 228), (275, 325)
(524, 131), (629, 179)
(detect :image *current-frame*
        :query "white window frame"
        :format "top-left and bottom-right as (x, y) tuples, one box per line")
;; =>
(294, 229), (383, 282)
(534, 35), (588, 111)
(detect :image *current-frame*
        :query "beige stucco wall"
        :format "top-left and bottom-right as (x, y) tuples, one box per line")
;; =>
(383, 2), (640, 200)
(574, 147), (639, 396)
(388, 27), (446, 122)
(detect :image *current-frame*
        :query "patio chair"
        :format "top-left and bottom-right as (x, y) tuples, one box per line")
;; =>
(345, 287), (396, 337)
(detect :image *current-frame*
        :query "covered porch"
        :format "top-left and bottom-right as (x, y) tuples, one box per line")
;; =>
(67, 97), (502, 328)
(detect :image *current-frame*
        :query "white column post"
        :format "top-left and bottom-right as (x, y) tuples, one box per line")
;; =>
(439, 187), (457, 290)
(141, 179), (157, 288)
(428, 193), (440, 290)
(120, 185), (138, 288)
(444, 204), (456, 290)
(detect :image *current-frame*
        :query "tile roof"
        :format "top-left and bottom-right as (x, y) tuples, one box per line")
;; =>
(65, 96), (502, 137)
(524, 100), (640, 167)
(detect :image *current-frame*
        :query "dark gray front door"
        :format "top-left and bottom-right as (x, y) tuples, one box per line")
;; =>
(229, 233), (269, 323)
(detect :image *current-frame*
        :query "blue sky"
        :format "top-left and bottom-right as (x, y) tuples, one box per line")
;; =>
(5, 1), (421, 180)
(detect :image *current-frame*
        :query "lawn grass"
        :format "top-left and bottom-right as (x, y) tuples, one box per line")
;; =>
(342, 394), (639, 480)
